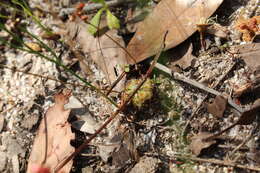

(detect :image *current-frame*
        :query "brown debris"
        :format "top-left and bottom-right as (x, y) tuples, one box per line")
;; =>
(190, 132), (216, 156)
(206, 95), (227, 118)
(206, 23), (229, 38)
(236, 16), (260, 42)
(169, 41), (196, 69)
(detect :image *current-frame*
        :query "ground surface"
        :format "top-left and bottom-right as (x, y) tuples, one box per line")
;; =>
(0, 0), (260, 173)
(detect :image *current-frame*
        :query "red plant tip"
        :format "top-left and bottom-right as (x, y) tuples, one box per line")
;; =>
(76, 3), (85, 11)
(31, 164), (50, 173)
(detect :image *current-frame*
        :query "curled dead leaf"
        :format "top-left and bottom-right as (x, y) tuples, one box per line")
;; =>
(27, 89), (75, 173)
(207, 95), (227, 118)
(190, 132), (216, 156)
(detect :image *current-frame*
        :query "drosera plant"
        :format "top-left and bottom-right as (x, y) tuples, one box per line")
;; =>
(153, 76), (198, 172)
(88, 0), (120, 35)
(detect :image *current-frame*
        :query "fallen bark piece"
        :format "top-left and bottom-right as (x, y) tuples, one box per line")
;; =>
(207, 95), (227, 118)
(27, 89), (75, 173)
(126, 0), (223, 64)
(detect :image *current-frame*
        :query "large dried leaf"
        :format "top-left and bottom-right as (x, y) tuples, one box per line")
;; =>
(126, 0), (223, 64)
(27, 90), (75, 173)
(66, 19), (127, 92)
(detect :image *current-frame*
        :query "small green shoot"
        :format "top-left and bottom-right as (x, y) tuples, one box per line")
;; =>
(88, 7), (105, 35)
(87, 0), (120, 35)
(106, 9), (120, 30)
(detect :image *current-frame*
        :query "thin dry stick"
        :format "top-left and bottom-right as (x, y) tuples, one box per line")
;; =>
(182, 61), (237, 135)
(229, 122), (260, 157)
(54, 31), (168, 172)
(189, 157), (260, 172)
(229, 133), (254, 156)
(106, 71), (126, 96)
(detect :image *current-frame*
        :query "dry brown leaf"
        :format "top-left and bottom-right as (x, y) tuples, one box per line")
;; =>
(190, 132), (216, 156)
(126, 0), (223, 64)
(231, 43), (260, 72)
(66, 19), (127, 92)
(27, 90), (75, 173)
(207, 95), (227, 118)
(169, 41), (196, 69)
(206, 23), (229, 38)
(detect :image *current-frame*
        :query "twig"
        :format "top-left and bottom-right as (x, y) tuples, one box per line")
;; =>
(182, 61), (237, 135)
(54, 31), (168, 172)
(229, 122), (260, 157)
(106, 71), (126, 96)
(229, 133), (253, 157)
(59, 0), (135, 17)
(155, 63), (243, 113)
(189, 157), (260, 172)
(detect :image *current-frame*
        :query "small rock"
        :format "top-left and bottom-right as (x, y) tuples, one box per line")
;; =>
(0, 151), (7, 172)
(12, 155), (19, 173)
(0, 115), (5, 132)
(81, 167), (93, 173)
(65, 96), (83, 109)
(130, 156), (159, 173)
(1, 133), (24, 157)
(21, 114), (39, 130)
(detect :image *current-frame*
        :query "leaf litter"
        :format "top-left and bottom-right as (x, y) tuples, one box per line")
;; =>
(65, 18), (127, 92)
(1, 0), (260, 172)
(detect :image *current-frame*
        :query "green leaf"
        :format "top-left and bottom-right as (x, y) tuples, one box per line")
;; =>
(106, 10), (120, 30)
(88, 8), (104, 35)
(90, 0), (105, 4)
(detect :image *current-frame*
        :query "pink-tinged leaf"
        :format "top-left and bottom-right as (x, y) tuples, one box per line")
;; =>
(27, 89), (75, 173)
(126, 0), (223, 64)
